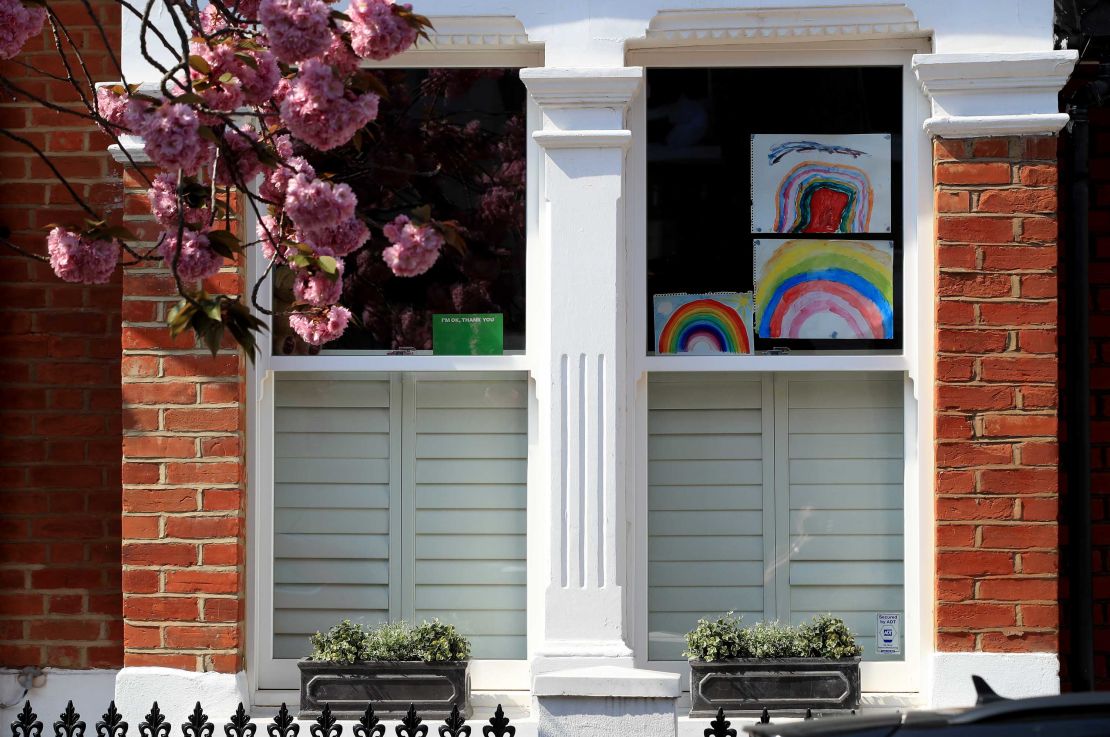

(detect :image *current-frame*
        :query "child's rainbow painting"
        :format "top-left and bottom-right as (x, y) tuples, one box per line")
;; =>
(752, 134), (892, 234)
(754, 239), (894, 340)
(653, 292), (754, 355)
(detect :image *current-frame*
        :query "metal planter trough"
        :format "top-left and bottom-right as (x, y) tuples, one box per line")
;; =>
(689, 657), (861, 717)
(298, 660), (471, 719)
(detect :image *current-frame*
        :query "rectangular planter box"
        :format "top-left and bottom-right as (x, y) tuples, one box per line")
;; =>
(298, 660), (471, 720)
(689, 657), (861, 718)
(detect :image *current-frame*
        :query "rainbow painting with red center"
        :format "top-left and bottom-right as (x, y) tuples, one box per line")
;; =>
(653, 292), (754, 355)
(754, 239), (894, 340)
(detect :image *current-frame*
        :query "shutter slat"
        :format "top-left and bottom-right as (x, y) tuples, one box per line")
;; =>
(414, 376), (528, 660)
(648, 375), (767, 661)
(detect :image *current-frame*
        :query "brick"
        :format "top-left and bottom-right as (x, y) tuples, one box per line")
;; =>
(981, 246), (1057, 271)
(937, 190), (970, 213)
(937, 274), (1012, 299)
(123, 624), (161, 649)
(163, 408), (239, 432)
(937, 602), (1017, 628)
(202, 598), (241, 622)
(936, 356), (975, 382)
(979, 302), (1057, 327)
(124, 653), (197, 669)
(123, 596), (198, 622)
(937, 216), (1014, 244)
(937, 385), (1014, 411)
(976, 189), (1055, 214)
(122, 569), (160, 594)
(972, 139), (1010, 158)
(164, 570), (239, 594)
(936, 415), (974, 441)
(937, 497), (1014, 521)
(937, 632), (976, 651)
(979, 469), (1058, 495)
(1019, 165), (1057, 186)
(937, 329), (1008, 353)
(120, 543), (197, 567)
(1022, 604), (1059, 627)
(122, 383), (197, 405)
(979, 631), (1058, 652)
(1021, 498), (1059, 521)
(200, 542), (240, 566)
(164, 516), (240, 539)
(938, 551), (1014, 576)
(936, 442), (1013, 468)
(1022, 138), (1058, 160)
(938, 524), (975, 548)
(980, 356), (1057, 383)
(122, 436), (196, 458)
(164, 625), (239, 649)
(1020, 442), (1058, 466)
(980, 524), (1058, 550)
(123, 488), (197, 513)
(165, 462), (240, 485)
(935, 162), (1012, 185)
(978, 577), (1057, 601)
(1019, 217), (1057, 243)
(981, 414), (1057, 438)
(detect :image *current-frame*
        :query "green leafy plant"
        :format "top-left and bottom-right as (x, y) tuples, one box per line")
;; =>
(411, 619), (471, 662)
(683, 612), (749, 661)
(309, 619), (471, 663)
(310, 619), (371, 664)
(684, 613), (861, 661)
(798, 614), (864, 659)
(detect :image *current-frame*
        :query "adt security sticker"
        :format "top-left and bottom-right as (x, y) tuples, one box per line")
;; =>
(876, 613), (901, 655)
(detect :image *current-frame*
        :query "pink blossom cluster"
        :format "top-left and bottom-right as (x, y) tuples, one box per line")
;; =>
(258, 0), (332, 63)
(381, 214), (443, 277)
(260, 155), (315, 204)
(293, 251), (345, 307)
(289, 305), (351, 345)
(297, 216), (369, 257)
(259, 214), (295, 263)
(214, 126), (266, 186)
(347, 0), (417, 61)
(159, 230), (223, 282)
(189, 41), (280, 111)
(139, 103), (214, 174)
(278, 59), (380, 151)
(46, 228), (117, 285)
(0, 0), (45, 61)
(148, 173), (210, 230)
(94, 86), (146, 134)
(283, 173), (357, 233)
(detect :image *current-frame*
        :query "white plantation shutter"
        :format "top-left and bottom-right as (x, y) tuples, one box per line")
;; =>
(778, 372), (905, 660)
(272, 374), (399, 659)
(647, 374), (771, 661)
(647, 371), (906, 663)
(410, 375), (528, 659)
(270, 372), (527, 664)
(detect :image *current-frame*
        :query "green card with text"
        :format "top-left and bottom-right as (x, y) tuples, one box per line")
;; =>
(432, 313), (504, 355)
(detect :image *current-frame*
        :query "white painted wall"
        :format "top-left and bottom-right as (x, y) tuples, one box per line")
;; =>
(0, 669), (117, 728)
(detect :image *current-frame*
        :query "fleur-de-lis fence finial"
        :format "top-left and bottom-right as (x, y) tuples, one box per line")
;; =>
(309, 704), (340, 737)
(703, 708), (736, 737)
(353, 705), (383, 737)
(224, 704), (255, 737)
(481, 706), (513, 737)
(96, 702), (127, 737)
(13, 702), (43, 737)
(182, 703), (213, 737)
(394, 705), (425, 737)
(759, 708), (770, 725)
(54, 701), (85, 737)
(139, 703), (169, 737)
(266, 704), (298, 737)
(437, 706), (468, 737)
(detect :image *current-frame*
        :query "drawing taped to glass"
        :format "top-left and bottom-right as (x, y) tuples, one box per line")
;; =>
(752, 134), (893, 234)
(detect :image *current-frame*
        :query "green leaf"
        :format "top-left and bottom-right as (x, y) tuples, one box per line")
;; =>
(188, 54), (212, 75)
(218, 71), (236, 84)
(207, 229), (242, 253)
(173, 92), (205, 106)
(317, 255), (337, 275)
(234, 51), (259, 70)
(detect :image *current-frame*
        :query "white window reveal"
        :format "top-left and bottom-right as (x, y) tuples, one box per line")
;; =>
(647, 372), (905, 662)
(266, 372), (528, 686)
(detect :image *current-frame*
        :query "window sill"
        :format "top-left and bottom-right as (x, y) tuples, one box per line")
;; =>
(268, 353), (530, 373)
(640, 353), (908, 372)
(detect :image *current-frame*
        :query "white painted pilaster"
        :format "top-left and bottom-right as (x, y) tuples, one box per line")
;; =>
(521, 67), (643, 676)
(912, 51), (1078, 138)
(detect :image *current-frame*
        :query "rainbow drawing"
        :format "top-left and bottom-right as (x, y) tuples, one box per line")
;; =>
(752, 133), (892, 234)
(773, 160), (874, 233)
(654, 292), (754, 355)
(754, 239), (894, 340)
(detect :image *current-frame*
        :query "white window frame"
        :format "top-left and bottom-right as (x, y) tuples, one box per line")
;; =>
(246, 35), (544, 706)
(624, 43), (935, 696)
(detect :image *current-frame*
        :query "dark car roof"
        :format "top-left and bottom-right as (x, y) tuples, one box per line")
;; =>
(744, 691), (1110, 737)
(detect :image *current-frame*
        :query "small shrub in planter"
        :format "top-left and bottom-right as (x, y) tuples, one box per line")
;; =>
(299, 619), (471, 719)
(685, 613), (862, 717)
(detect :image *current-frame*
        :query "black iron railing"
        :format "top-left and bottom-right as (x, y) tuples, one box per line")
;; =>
(8, 702), (516, 737)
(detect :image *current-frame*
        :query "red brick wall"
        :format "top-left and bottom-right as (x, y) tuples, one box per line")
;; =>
(934, 136), (1061, 653)
(0, 1), (124, 669)
(119, 169), (246, 672)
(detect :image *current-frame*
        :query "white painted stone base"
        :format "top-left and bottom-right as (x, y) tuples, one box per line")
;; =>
(930, 652), (1060, 708)
(0, 669), (118, 725)
(115, 668), (249, 728)
(533, 666), (681, 737)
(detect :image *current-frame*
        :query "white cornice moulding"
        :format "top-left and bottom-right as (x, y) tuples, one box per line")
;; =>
(633, 4), (922, 48)
(913, 51), (1078, 138)
(532, 130), (632, 150)
(419, 15), (536, 49)
(520, 67), (644, 109)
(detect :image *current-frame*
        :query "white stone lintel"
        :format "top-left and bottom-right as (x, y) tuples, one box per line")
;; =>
(930, 652), (1059, 708)
(913, 51), (1078, 138)
(534, 666), (682, 699)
